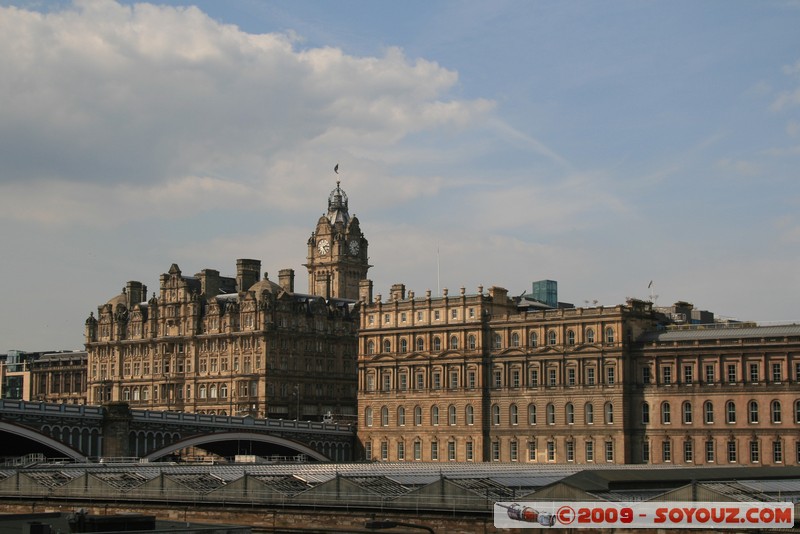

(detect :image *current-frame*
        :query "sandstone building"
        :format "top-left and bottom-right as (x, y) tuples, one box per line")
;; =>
(357, 286), (800, 466)
(84, 182), (368, 420)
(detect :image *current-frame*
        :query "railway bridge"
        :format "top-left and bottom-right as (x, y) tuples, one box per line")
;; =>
(0, 400), (355, 462)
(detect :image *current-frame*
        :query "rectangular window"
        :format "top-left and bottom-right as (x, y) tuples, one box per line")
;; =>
(491, 441), (500, 461)
(415, 373), (424, 390)
(684, 440), (693, 463)
(468, 370), (476, 389)
(510, 440), (518, 462)
(606, 367), (615, 385)
(431, 441), (438, 461)
(547, 441), (555, 462)
(728, 441), (737, 463)
(641, 442), (649, 463)
(706, 440), (715, 463)
(416, 311), (423, 321)
(773, 441), (782, 464)
(705, 364), (714, 384)
(750, 363), (759, 383)
(512, 369), (521, 388)
(750, 441), (760, 463)
(772, 363), (781, 382)
(397, 442), (405, 461)
(434, 310), (440, 321)
(548, 369), (557, 386)
(663, 441), (672, 463)
(469, 308), (475, 318)
(432, 372), (441, 390)
(364, 442), (372, 461)
(449, 371), (458, 389)
(587, 368), (595, 386)
(448, 441), (456, 461)
(566, 441), (574, 462)
(642, 367), (651, 384)
(466, 441), (474, 461)
(399, 373), (407, 391)
(414, 441), (421, 461)
(493, 370), (502, 388)
(400, 312), (407, 323)
(382, 373), (391, 392)
(568, 368), (576, 386)
(662, 366), (672, 385)
(727, 364), (736, 383)
(451, 309), (457, 319)
(605, 441), (614, 462)
(528, 441), (537, 462)
(380, 441), (388, 461)
(683, 365), (693, 384)
(529, 369), (539, 387)
(586, 441), (594, 462)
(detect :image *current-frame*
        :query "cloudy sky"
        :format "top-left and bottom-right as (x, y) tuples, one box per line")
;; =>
(1, 0), (799, 351)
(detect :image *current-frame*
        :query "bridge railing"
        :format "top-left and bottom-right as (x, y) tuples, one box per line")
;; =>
(130, 409), (355, 434)
(0, 399), (104, 417)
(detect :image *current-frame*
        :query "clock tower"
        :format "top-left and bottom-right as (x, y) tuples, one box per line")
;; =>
(304, 181), (370, 300)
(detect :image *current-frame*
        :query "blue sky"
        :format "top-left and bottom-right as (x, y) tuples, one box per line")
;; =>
(1, 0), (799, 351)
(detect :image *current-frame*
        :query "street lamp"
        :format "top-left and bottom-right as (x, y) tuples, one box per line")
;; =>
(293, 384), (300, 420)
(364, 520), (435, 534)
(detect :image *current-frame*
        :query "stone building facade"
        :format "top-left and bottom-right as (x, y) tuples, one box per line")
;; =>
(84, 183), (368, 420)
(357, 286), (800, 466)
(30, 351), (88, 404)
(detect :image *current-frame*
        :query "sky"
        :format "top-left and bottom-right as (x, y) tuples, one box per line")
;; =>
(1, 0), (799, 352)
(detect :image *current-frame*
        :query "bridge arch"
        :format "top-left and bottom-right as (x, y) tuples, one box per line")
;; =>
(143, 431), (330, 462)
(0, 422), (88, 461)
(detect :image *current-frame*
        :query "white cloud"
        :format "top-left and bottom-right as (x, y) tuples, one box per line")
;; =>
(0, 0), (493, 197)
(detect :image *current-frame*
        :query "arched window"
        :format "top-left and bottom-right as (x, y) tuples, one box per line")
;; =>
(704, 401), (714, 424)
(605, 327), (615, 344)
(468, 334), (476, 350)
(199, 385), (207, 399)
(567, 330), (575, 345)
(433, 337), (441, 351)
(449, 405), (457, 425)
(547, 403), (555, 425)
(585, 403), (594, 424)
(450, 336), (459, 350)
(367, 340), (375, 354)
(566, 402), (574, 424)
(530, 332), (538, 348)
(122, 388), (130, 401)
(142, 386), (149, 400)
(365, 407), (373, 427)
(400, 339), (408, 353)
(662, 401), (671, 424)
(210, 384), (218, 399)
(511, 332), (520, 347)
(381, 406), (389, 426)
(414, 406), (422, 426)
(466, 404), (474, 425)
(510, 404), (519, 425)
(133, 387), (140, 401)
(493, 334), (502, 349)
(383, 339), (391, 353)
(586, 328), (595, 343)
(726, 401), (736, 423)
(220, 384), (228, 398)
(397, 406), (406, 426)
(431, 405), (440, 425)
(605, 402), (614, 424)
(749, 400), (759, 423)
(641, 402), (650, 424)
(683, 401), (692, 424)
(416, 337), (424, 352)
(771, 400), (781, 423)
(528, 404), (537, 425)
(492, 404), (501, 425)
(547, 331), (557, 345)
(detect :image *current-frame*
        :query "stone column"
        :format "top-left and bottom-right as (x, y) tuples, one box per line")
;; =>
(102, 402), (132, 458)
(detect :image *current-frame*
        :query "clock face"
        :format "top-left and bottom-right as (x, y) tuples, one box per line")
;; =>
(317, 239), (330, 255)
(348, 240), (360, 255)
